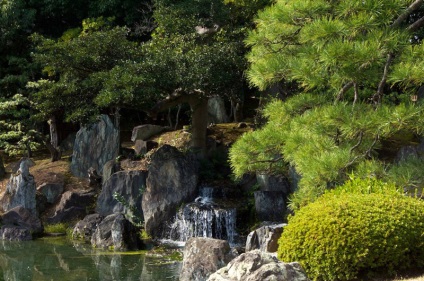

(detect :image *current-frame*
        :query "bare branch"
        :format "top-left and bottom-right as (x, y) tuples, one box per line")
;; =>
(335, 81), (354, 102)
(407, 15), (424, 32)
(349, 131), (363, 154)
(391, 0), (424, 29)
(373, 53), (394, 104)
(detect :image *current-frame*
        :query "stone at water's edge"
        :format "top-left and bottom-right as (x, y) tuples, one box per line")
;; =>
(96, 170), (146, 225)
(2, 206), (44, 235)
(142, 145), (198, 238)
(0, 225), (32, 241)
(91, 213), (142, 251)
(245, 223), (286, 253)
(207, 250), (310, 281)
(70, 114), (120, 178)
(72, 213), (104, 242)
(0, 158), (37, 216)
(180, 237), (238, 281)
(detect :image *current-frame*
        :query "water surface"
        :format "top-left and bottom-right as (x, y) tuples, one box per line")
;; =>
(0, 237), (181, 281)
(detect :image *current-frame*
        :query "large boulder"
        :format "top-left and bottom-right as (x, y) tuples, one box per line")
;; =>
(245, 223), (286, 253)
(37, 182), (64, 204)
(208, 96), (229, 124)
(131, 124), (167, 142)
(102, 159), (121, 184)
(142, 145), (198, 238)
(91, 213), (141, 251)
(47, 190), (96, 224)
(207, 250), (310, 281)
(1, 206), (43, 235)
(70, 115), (120, 178)
(96, 170), (147, 225)
(0, 158), (37, 215)
(0, 225), (32, 241)
(254, 191), (286, 222)
(180, 237), (237, 281)
(72, 213), (104, 242)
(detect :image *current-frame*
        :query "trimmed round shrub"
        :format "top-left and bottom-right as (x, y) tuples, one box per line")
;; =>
(277, 192), (424, 281)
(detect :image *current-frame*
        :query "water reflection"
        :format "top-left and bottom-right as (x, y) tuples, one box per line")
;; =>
(0, 238), (181, 281)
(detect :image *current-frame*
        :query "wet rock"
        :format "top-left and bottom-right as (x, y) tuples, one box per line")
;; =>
(0, 158), (37, 215)
(47, 190), (96, 224)
(142, 145), (198, 238)
(207, 250), (310, 281)
(96, 170), (146, 225)
(70, 115), (120, 178)
(72, 213), (104, 242)
(2, 206), (43, 235)
(245, 223), (286, 253)
(91, 213), (141, 251)
(131, 124), (167, 142)
(254, 191), (286, 222)
(180, 237), (237, 281)
(0, 225), (32, 241)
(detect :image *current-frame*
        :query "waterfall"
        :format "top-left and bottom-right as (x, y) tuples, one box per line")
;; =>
(167, 187), (237, 245)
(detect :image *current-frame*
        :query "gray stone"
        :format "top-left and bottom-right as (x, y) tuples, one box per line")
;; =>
(72, 213), (104, 242)
(102, 160), (122, 184)
(142, 145), (198, 238)
(245, 223), (286, 253)
(180, 237), (237, 281)
(70, 115), (120, 178)
(0, 158), (37, 215)
(2, 206), (43, 235)
(207, 250), (310, 281)
(0, 225), (32, 241)
(288, 166), (301, 193)
(254, 191), (286, 222)
(131, 124), (167, 142)
(96, 170), (146, 225)
(47, 190), (96, 224)
(208, 96), (229, 124)
(91, 213), (141, 251)
(133, 140), (158, 155)
(256, 173), (291, 193)
(37, 182), (64, 204)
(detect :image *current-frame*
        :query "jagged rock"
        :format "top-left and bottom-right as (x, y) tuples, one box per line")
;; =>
(245, 223), (286, 253)
(91, 213), (141, 251)
(96, 170), (146, 225)
(254, 191), (286, 222)
(207, 250), (310, 281)
(133, 140), (158, 155)
(0, 225), (32, 241)
(208, 96), (229, 124)
(72, 213), (104, 242)
(70, 115), (120, 178)
(102, 160), (121, 184)
(2, 206), (43, 235)
(131, 124), (167, 142)
(142, 145), (198, 238)
(180, 237), (237, 281)
(47, 190), (96, 224)
(0, 158), (37, 215)
(37, 182), (64, 204)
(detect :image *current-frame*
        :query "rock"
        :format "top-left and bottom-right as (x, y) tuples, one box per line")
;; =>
(96, 170), (146, 225)
(102, 160), (122, 184)
(254, 191), (286, 222)
(47, 190), (96, 224)
(131, 124), (167, 142)
(37, 182), (64, 204)
(207, 250), (310, 281)
(142, 145), (198, 238)
(133, 140), (158, 155)
(70, 115), (120, 178)
(208, 96), (229, 124)
(72, 213), (104, 242)
(91, 213), (141, 251)
(0, 225), (32, 241)
(2, 206), (44, 235)
(0, 158), (37, 215)
(245, 223), (286, 253)
(256, 173), (291, 193)
(180, 237), (237, 281)
(288, 166), (301, 192)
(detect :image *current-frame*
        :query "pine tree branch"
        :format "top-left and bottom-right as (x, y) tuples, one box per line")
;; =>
(335, 81), (354, 102)
(391, 0), (424, 29)
(407, 15), (424, 32)
(373, 53), (394, 104)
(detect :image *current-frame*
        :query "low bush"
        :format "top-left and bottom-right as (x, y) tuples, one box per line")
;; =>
(277, 191), (424, 280)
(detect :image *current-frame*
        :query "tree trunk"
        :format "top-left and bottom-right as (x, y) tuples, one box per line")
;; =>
(113, 107), (121, 153)
(188, 96), (209, 158)
(48, 116), (61, 162)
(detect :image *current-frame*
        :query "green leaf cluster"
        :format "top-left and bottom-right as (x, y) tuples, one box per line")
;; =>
(277, 190), (424, 280)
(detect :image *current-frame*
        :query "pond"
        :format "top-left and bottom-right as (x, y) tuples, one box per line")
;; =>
(0, 237), (182, 281)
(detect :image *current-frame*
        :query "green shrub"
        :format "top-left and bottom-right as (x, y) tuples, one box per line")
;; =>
(277, 192), (424, 281)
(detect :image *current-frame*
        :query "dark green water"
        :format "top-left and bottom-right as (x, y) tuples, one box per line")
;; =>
(0, 237), (182, 281)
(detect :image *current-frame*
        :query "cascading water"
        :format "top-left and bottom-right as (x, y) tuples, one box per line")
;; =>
(167, 187), (237, 245)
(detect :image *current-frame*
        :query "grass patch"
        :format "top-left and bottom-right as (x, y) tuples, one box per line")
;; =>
(44, 223), (68, 234)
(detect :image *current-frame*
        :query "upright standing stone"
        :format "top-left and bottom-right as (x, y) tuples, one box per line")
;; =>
(0, 158), (37, 215)
(70, 115), (120, 178)
(208, 96), (229, 124)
